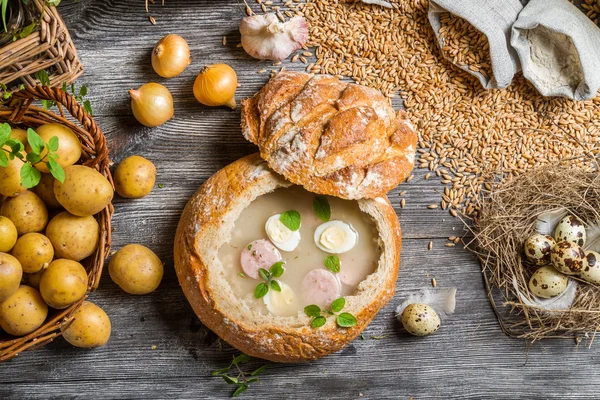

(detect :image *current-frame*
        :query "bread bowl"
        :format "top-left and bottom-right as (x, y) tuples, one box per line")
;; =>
(174, 154), (401, 362)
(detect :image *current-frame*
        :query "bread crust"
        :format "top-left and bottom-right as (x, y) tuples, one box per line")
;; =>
(174, 154), (402, 362)
(241, 72), (417, 200)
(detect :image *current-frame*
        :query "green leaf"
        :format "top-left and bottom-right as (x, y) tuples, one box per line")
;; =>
(20, 162), (41, 188)
(17, 21), (36, 39)
(62, 82), (68, 92)
(26, 152), (41, 164)
(304, 305), (321, 318)
(0, 122), (10, 146)
(232, 353), (251, 365)
(46, 0), (62, 6)
(6, 138), (24, 156)
(47, 136), (59, 152)
(232, 383), (248, 397)
(312, 196), (331, 222)
(258, 268), (270, 281)
(48, 156), (65, 183)
(34, 70), (51, 86)
(40, 99), (56, 110)
(0, 150), (8, 167)
(324, 255), (341, 273)
(336, 312), (357, 328)
(330, 297), (346, 313)
(3, 91), (10, 99)
(246, 377), (259, 383)
(80, 85), (88, 97)
(254, 282), (269, 299)
(83, 100), (93, 116)
(1, 0), (7, 32)
(311, 316), (327, 329)
(27, 128), (44, 154)
(270, 280), (281, 292)
(222, 375), (238, 385)
(280, 210), (301, 231)
(250, 365), (268, 376)
(269, 261), (285, 278)
(212, 367), (232, 376)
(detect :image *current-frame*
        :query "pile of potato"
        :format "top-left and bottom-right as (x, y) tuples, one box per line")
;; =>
(0, 123), (163, 349)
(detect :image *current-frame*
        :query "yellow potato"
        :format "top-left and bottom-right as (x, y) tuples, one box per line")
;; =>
(114, 155), (157, 199)
(28, 123), (82, 173)
(61, 301), (111, 348)
(109, 244), (163, 295)
(0, 216), (18, 252)
(11, 233), (54, 273)
(0, 285), (48, 336)
(0, 252), (22, 302)
(10, 128), (28, 145)
(22, 269), (45, 290)
(0, 156), (26, 197)
(40, 259), (88, 309)
(0, 190), (48, 235)
(54, 165), (114, 217)
(45, 211), (99, 261)
(33, 173), (62, 208)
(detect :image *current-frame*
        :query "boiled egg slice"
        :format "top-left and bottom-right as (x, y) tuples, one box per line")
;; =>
(263, 281), (298, 317)
(314, 220), (358, 254)
(265, 214), (301, 252)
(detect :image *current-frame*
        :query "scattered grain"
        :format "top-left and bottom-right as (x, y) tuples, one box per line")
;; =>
(432, 278), (437, 287)
(428, 241), (433, 250)
(400, 198), (406, 208)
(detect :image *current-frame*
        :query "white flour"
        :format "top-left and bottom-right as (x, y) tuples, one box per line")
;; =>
(525, 25), (584, 94)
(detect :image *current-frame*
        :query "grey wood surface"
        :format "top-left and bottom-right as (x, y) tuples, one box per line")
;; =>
(1, 1), (598, 399)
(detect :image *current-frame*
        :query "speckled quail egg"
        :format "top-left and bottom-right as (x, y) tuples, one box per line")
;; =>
(528, 266), (568, 298)
(554, 215), (586, 247)
(550, 240), (585, 275)
(581, 251), (600, 285)
(400, 303), (440, 337)
(523, 233), (555, 266)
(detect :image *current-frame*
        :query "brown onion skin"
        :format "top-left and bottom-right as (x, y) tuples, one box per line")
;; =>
(129, 83), (174, 127)
(151, 34), (191, 78)
(193, 64), (238, 109)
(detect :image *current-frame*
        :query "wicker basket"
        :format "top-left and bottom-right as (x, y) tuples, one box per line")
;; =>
(0, 86), (112, 362)
(0, 0), (83, 90)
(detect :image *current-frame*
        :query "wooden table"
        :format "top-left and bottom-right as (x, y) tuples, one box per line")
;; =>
(1, 1), (597, 399)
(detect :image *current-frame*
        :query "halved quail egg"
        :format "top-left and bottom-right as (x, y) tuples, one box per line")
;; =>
(581, 250), (600, 285)
(265, 214), (301, 252)
(263, 281), (298, 317)
(523, 233), (555, 266)
(550, 240), (585, 275)
(528, 266), (568, 298)
(554, 215), (586, 247)
(314, 220), (358, 254)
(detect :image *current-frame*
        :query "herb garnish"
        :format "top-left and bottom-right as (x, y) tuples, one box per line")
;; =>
(313, 196), (331, 222)
(212, 353), (268, 397)
(324, 255), (341, 273)
(0, 123), (64, 188)
(254, 261), (285, 298)
(304, 297), (357, 329)
(32, 70), (93, 115)
(279, 210), (301, 231)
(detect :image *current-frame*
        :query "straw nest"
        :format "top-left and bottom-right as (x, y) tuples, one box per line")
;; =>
(467, 162), (600, 342)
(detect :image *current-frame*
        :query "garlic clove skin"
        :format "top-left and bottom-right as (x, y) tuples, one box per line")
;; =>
(240, 14), (309, 61)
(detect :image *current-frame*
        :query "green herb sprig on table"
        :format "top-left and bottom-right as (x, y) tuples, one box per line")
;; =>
(212, 353), (269, 397)
(304, 297), (357, 329)
(254, 261), (285, 299)
(0, 123), (64, 188)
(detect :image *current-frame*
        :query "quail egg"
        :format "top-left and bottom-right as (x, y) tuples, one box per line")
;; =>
(550, 240), (585, 275)
(400, 303), (440, 337)
(265, 214), (301, 252)
(263, 281), (298, 317)
(581, 250), (600, 285)
(314, 220), (358, 254)
(554, 215), (586, 247)
(528, 266), (568, 298)
(523, 233), (555, 266)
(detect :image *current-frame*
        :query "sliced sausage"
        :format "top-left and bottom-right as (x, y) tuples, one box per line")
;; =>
(240, 239), (282, 279)
(302, 269), (342, 308)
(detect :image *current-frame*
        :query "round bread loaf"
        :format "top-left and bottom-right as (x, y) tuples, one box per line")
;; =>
(174, 154), (402, 362)
(241, 71), (417, 200)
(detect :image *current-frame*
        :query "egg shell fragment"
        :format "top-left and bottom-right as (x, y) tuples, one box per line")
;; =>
(401, 303), (440, 337)
(554, 215), (586, 247)
(581, 251), (600, 285)
(550, 241), (585, 275)
(528, 266), (568, 298)
(523, 233), (555, 266)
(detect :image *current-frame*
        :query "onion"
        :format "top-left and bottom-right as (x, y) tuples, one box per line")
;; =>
(129, 83), (174, 127)
(193, 64), (238, 110)
(151, 34), (191, 78)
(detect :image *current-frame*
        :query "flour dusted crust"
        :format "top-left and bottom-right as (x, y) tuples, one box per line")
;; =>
(174, 154), (402, 362)
(241, 72), (417, 200)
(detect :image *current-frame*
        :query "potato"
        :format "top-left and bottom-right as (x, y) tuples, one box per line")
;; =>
(0, 253), (22, 302)
(114, 155), (157, 199)
(0, 190), (48, 235)
(61, 301), (111, 348)
(10, 127), (28, 145)
(0, 216), (18, 252)
(11, 233), (54, 273)
(33, 173), (62, 208)
(0, 156), (26, 197)
(109, 244), (163, 295)
(45, 211), (99, 261)
(28, 123), (81, 173)
(40, 259), (88, 309)
(0, 285), (48, 336)
(22, 269), (45, 290)
(54, 165), (114, 217)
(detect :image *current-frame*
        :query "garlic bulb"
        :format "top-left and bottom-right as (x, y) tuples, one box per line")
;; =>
(239, 14), (308, 61)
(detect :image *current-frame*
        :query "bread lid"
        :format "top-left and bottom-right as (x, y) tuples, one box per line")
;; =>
(174, 154), (402, 362)
(241, 71), (417, 200)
